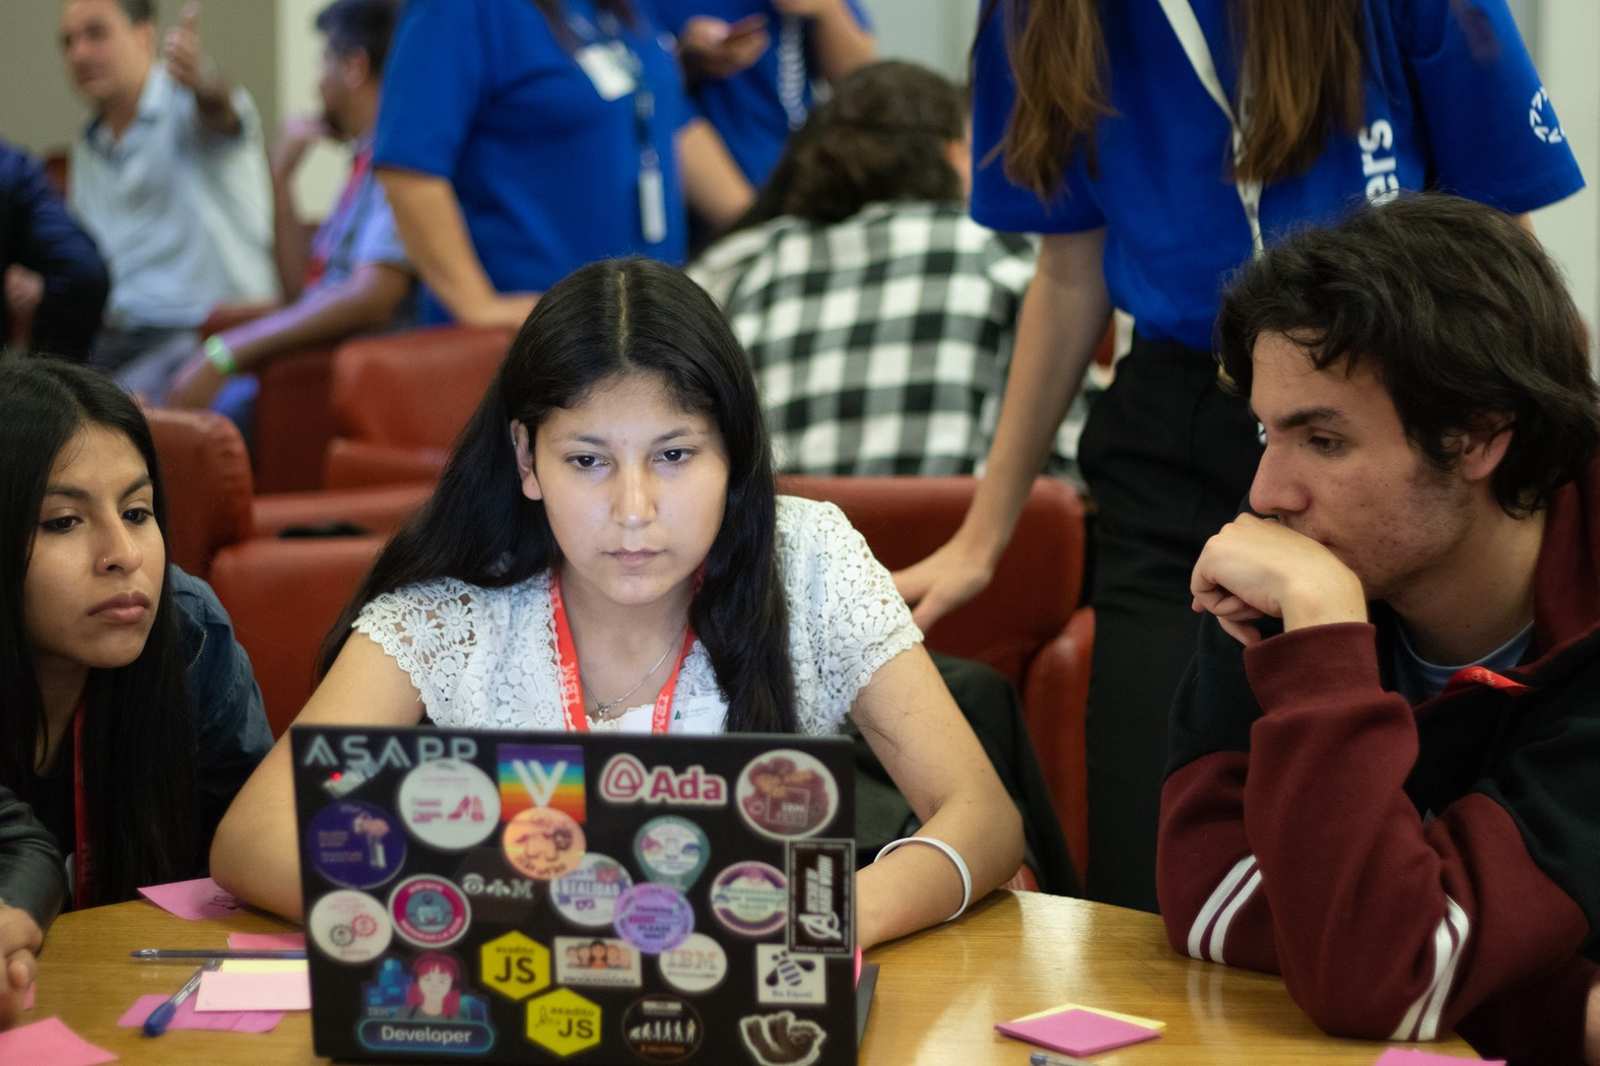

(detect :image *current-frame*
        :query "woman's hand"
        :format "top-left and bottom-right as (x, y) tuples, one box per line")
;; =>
(892, 535), (996, 633)
(0, 905), (41, 1030)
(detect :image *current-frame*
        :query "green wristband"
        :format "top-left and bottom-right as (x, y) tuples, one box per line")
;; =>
(203, 335), (237, 376)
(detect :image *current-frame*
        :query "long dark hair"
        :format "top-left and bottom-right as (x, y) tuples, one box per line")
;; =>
(324, 259), (797, 733)
(981, 0), (1365, 198)
(0, 357), (197, 905)
(738, 61), (968, 231)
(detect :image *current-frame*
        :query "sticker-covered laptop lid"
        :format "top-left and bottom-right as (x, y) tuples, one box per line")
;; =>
(291, 726), (857, 1064)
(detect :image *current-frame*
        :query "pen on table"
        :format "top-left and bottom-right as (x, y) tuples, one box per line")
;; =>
(1029, 1053), (1095, 1066)
(131, 948), (307, 960)
(143, 959), (217, 1037)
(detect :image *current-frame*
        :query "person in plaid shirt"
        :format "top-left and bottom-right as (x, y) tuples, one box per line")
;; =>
(690, 61), (1084, 481)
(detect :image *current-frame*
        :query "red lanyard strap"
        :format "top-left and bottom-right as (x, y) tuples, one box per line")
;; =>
(72, 705), (91, 909)
(550, 575), (695, 734)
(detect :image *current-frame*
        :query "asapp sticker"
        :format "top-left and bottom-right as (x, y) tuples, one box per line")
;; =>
(623, 995), (703, 1063)
(497, 743), (585, 824)
(502, 807), (585, 880)
(736, 750), (838, 840)
(355, 953), (496, 1054)
(739, 1011), (827, 1066)
(397, 757), (500, 850)
(755, 944), (825, 1006)
(633, 816), (710, 890)
(613, 883), (694, 955)
(598, 753), (727, 807)
(551, 852), (633, 929)
(307, 889), (392, 964)
(709, 861), (787, 938)
(306, 800), (405, 889)
(389, 875), (471, 948)
(555, 936), (642, 989)
(454, 848), (538, 926)
(786, 840), (854, 956)
(657, 933), (727, 995)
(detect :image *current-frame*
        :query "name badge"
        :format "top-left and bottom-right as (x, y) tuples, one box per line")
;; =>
(575, 42), (636, 102)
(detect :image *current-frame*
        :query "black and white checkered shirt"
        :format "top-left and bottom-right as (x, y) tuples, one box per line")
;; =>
(692, 202), (1084, 479)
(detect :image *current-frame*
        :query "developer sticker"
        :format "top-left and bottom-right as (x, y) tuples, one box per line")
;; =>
(307, 889), (392, 964)
(306, 799), (405, 889)
(555, 936), (642, 989)
(613, 883), (694, 955)
(502, 807), (586, 881)
(623, 995), (703, 1063)
(389, 875), (471, 949)
(633, 816), (710, 890)
(657, 933), (727, 995)
(709, 861), (787, 938)
(736, 750), (839, 840)
(550, 852), (633, 929)
(355, 954), (496, 1055)
(397, 757), (500, 850)
(786, 840), (854, 956)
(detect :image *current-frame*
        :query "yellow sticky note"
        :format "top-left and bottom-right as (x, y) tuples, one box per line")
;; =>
(1011, 1002), (1166, 1031)
(218, 960), (309, 975)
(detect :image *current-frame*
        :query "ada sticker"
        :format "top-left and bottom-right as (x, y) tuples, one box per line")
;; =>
(740, 1011), (827, 1066)
(598, 753), (727, 807)
(633, 816), (710, 890)
(502, 807), (586, 881)
(389, 875), (471, 948)
(555, 936), (642, 989)
(756, 945), (825, 1006)
(786, 840), (854, 956)
(658, 933), (727, 995)
(526, 988), (602, 1058)
(613, 883), (694, 955)
(709, 861), (787, 938)
(551, 852), (633, 929)
(497, 743), (585, 824)
(397, 758), (501, 850)
(308, 889), (392, 964)
(737, 750), (838, 840)
(306, 800), (405, 889)
(454, 848), (537, 926)
(355, 953), (496, 1054)
(623, 995), (703, 1063)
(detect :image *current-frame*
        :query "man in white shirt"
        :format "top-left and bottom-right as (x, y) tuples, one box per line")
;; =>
(61, 0), (275, 396)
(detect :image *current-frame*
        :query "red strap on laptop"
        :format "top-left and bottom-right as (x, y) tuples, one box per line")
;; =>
(550, 573), (695, 734)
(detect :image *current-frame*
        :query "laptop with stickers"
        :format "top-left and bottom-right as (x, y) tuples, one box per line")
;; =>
(290, 725), (858, 1064)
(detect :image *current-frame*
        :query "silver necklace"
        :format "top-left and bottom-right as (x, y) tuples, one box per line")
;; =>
(583, 631), (683, 722)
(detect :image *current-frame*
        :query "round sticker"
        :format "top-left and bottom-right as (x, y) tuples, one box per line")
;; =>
(397, 758), (501, 850)
(308, 889), (392, 964)
(613, 883), (694, 955)
(708, 862), (787, 938)
(502, 807), (586, 881)
(735, 749), (839, 840)
(633, 816), (710, 890)
(657, 933), (727, 994)
(622, 995), (703, 1063)
(307, 800), (406, 889)
(388, 875), (471, 948)
(551, 852), (634, 929)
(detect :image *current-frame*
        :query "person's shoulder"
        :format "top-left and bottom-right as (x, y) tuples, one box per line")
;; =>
(168, 565), (230, 628)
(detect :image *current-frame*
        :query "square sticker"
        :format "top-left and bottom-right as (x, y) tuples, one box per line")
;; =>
(785, 839), (854, 955)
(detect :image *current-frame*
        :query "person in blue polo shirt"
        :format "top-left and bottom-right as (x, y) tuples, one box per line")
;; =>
(374, 0), (751, 327)
(646, 0), (875, 188)
(895, 0), (1585, 912)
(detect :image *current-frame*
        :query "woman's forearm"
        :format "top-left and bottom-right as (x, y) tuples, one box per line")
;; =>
(376, 168), (502, 323)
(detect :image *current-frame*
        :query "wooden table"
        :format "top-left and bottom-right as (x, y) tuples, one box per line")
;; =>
(30, 891), (1478, 1063)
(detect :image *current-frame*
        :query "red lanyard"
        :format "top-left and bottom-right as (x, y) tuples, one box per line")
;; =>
(71, 704), (91, 910)
(549, 574), (694, 734)
(304, 146), (372, 288)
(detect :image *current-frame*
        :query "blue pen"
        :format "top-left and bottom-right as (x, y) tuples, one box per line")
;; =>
(143, 959), (217, 1037)
(1029, 1053), (1094, 1066)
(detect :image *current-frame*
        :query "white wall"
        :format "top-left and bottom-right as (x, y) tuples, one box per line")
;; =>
(861, 0), (972, 80)
(276, 0), (350, 214)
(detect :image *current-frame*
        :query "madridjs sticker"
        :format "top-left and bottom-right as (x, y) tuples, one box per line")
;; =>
(633, 816), (710, 890)
(613, 883), (694, 955)
(598, 753), (727, 807)
(623, 995), (703, 1063)
(307, 800), (406, 890)
(355, 953), (496, 1054)
(479, 930), (550, 1002)
(736, 750), (838, 840)
(502, 807), (586, 881)
(389, 875), (471, 949)
(740, 1011), (827, 1066)
(526, 988), (602, 1058)
(658, 933), (727, 995)
(756, 945), (825, 1006)
(454, 848), (538, 926)
(397, 758), (501, 850)
(555, 936), (642, 989)
(497, 743), (585, 825)
(308, 889), (392, 964)
(786, 840), (854, 956)
(709, 861), (787, 938)
(551, 852), (633, 929)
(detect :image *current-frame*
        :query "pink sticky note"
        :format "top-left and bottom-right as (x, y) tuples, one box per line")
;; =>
(854, 946), (862, 987)
(996, 1008), (1162, 1056)
(0, 1016), (117, 1065)
(227, 932), (306, 951)
(137, 877), (243, 921)
(119, 993), (283, 1033)
(194, 968), (311, 1012)
(1373, 1051), (1505, 1066)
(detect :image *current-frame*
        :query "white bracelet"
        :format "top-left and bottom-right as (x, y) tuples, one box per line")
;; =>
(874, 836), (973, 923)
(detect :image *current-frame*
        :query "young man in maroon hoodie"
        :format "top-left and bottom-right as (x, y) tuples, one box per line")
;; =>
(1157, 193), (1599, 1066)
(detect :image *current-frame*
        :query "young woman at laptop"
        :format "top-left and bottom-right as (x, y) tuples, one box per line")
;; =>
(211, 258), (1025, 948)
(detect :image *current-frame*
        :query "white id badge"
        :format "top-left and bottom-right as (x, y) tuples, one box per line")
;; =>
(575, 42), (636, 101)
(639, 164), (667, 244)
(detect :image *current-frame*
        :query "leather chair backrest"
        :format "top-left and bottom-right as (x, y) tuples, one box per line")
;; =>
(331, 326), (512, 449)
(146, 407), (255, 579)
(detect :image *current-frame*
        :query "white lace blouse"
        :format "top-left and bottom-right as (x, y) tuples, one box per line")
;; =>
(353, 496), (922, 735)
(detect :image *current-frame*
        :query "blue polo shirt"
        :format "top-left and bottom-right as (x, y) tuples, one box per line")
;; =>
(645, 0), (872, 185)
(374, 0), (690, 323)
(972, 0), (1585, 353)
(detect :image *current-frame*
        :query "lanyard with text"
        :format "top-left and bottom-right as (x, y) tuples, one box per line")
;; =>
(71, 704), (91, 909)
(549, 574), (696, 734)
(568, 11), (668, 245)
(1155, 0), (1264, 256)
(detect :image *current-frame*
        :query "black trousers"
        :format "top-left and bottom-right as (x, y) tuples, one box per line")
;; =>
(1076, 334), (1262, 911)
